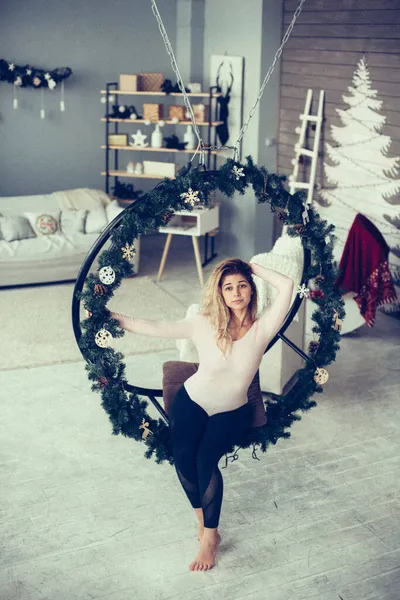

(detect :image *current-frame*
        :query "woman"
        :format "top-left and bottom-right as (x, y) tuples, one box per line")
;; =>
(110, 258), (294, 571)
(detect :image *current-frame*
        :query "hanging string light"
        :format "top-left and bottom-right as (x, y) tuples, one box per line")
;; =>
(40, 87), (45, 119)
(60, 80), (65, 112)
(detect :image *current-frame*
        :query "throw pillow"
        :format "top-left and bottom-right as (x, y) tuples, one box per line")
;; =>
(85, 203), (108, 234)
(60, 209), (88, 236)
(106, 200), (124, 223)
(24, 211), (60, 236)
(0, 215), (36, 242)
(35, 214), (58, 235)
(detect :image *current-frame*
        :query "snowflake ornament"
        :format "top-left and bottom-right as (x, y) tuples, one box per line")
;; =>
(130, 130), (148, 147)
(297, 283), (310, 299)
(44, 72), (51, 81)
(180, 188), (200, 207)
(8, 63), (15, 71)
(26, 68), (32, 75)
(121, 242), (136, 260)
(232, 166), (245, 180)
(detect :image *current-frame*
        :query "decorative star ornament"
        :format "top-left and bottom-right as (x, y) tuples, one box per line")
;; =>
(180, 187), (200, 207)
(232, 165), (245, 180)
(44, 72), (51, 81)
(121, 242), (136, 260)
(8, 63), (15, 71)
(296, 283), (310, 299)
(48, 78), (56, 90)
(130, 130), (148, 147)
(26, 68), (32, 75)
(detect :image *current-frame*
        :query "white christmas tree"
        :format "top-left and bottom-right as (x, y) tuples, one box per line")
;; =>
(318, 57), (400, 264)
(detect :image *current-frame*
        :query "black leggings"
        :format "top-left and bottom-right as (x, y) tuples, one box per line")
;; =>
(169, 385), (252, 529)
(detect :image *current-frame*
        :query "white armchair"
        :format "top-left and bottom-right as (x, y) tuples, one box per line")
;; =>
(176, 234), (306, 395)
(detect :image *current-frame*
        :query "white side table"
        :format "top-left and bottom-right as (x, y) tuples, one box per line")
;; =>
(157, 205), (220, 286)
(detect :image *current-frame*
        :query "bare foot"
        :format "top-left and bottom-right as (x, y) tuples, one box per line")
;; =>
(189, 534), (221, 571)
(197, 525), (204, 542)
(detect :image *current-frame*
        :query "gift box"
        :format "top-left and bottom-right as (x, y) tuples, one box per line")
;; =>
(143, 161), (176, 177)
(137, 73), (164, 92)
(168, 105), (186, 121)
(119, 74), (138, 91)
(193, 104), (209, 123)
(143, 103), (164, 122)
(108, 134), (128, 147)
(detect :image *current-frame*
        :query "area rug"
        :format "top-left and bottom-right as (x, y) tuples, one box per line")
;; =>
(0, 277), (186, 371)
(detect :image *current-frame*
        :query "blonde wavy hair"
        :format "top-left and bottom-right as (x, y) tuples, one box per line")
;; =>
(200, 258), (258, 354)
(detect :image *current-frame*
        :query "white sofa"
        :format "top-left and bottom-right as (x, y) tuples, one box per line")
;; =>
(177, 234), (306, 395)
(0, 188), (140, 287)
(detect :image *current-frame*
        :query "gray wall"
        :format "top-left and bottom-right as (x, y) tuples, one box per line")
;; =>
(0, 0), (177, 196)
(203, 0), (283, 259)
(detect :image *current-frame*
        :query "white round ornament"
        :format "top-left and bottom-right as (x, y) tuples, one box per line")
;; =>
(95, 329), (113, 348)
(313, 367), (329, 385)
(99, 266), (116, 285)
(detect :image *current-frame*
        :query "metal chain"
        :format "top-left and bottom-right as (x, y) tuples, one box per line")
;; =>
(150, 0), (206, 164)
(233, 0), (306, 160)
(150, 0), (306, 164)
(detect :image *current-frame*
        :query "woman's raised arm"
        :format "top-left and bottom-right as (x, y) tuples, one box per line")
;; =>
(110, 312), (195, 339)
(249, 262), (294, 340)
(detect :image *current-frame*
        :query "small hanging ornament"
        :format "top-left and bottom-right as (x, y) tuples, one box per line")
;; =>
(33, 76), (41, 87)
(85, 309), (92, 318)
(301, 203), (310, 225)
(232, 165), (245, 180)
(8, 63), (15, 71)
(93, 283), (108, 297)
(315, 273), (325, 285)
(310, 289), (325, 300)
(308, 340), (320, 354)
(60, 81), (66, 112)
(180, 187), (200, 207)
(97, 376), (109, 388)
(121, 242), (136, 260)
(48, 78), (56, 90)
(44, 72), (51, 81)
(161, 210), (173, 224)
(26, 68), (32, 76)
(313, 367), (329, 385)
(139, 418), (153, 440)
(297, 283), (310, 299)
(333, 309), (343, 332)
(95, 328), (113, 348)
(99, 266), (116, 286)
(40, 88), (45, 119)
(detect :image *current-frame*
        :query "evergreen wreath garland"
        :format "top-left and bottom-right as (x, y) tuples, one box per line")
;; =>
(74, 156), (345, 466)
(0, 59), (72, 89)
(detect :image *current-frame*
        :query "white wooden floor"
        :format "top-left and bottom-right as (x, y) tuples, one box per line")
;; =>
(0, 232), (399, 600)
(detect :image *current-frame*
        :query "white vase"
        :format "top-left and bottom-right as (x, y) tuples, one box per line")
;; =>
(151, 124), (163, 148)
(183, 125), (196, 150)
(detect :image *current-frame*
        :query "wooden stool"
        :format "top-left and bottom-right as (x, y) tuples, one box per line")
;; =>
(157, 234), (204, 286)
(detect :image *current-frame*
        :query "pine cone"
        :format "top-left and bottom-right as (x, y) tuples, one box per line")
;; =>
(315, 274), (325, 285)
(98, 376), (109, 388)
(94, 283), (108, 297)
(308, 341), (320, 354)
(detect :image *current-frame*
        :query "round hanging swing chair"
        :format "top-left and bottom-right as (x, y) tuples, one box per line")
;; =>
(71, 0), (344, 465)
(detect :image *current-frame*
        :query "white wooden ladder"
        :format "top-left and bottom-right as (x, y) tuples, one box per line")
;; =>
(289, 89), (325, 206)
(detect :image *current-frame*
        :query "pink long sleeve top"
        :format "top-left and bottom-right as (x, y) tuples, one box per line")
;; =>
(114, 264), (293, 416)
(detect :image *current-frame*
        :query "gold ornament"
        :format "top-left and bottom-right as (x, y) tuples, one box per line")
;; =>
(95, 328), (113, 348)
(94, 283), (108, 297)
(139, 418), (153, 440)
(333, 310), (343, 332)
(121, 242), (136, 260)
(314, 367), (329, 385)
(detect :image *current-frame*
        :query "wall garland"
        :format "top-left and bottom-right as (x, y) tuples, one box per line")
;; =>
(76, 156), (345, 466)
(0, 59), (72, 89)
